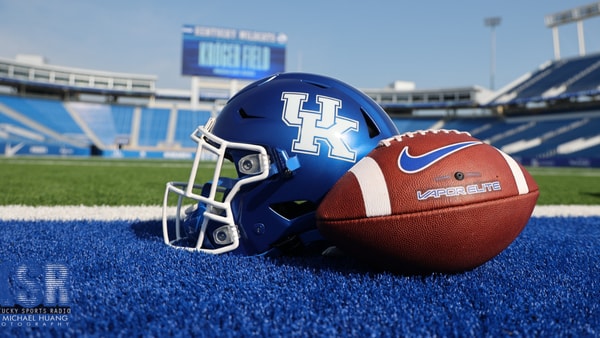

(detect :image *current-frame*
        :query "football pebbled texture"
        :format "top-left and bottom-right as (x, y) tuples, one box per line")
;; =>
(316, 129), (539, 273)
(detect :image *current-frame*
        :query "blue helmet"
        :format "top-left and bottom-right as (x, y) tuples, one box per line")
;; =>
(162, 73), (399, 256)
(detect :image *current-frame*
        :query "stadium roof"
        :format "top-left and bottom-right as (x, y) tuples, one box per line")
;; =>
(0, 55), (156, 98)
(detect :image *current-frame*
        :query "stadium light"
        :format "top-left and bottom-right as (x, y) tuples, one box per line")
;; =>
(545, 2), (600, 59)
(484, 17), (501, 90)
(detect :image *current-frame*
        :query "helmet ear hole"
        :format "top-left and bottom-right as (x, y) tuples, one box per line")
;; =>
(361, 108), (381, 138)
(270, 200), (317, 220)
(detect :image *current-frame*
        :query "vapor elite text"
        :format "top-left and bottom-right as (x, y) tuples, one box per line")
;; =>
(417, 181), (502, 200)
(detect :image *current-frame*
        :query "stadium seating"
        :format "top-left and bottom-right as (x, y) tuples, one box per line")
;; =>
(503, 118), (596, 157)
(111, 105), (135, 137)
(0, 96), (82, 134)
(67, 102), (136, 148)
(391, 112), (599, 167)
(0, 110), (43, 144)
(0, 94), (216, 152)
(173, 109), (212, 148)
(136, 107), (171, 147)
(492, 53), (600, 104)
(1, 92), (598, 166)
(0, 95), (88, 147)
(392, 118), (440, 133)
(0, 100), (38, 143)
(570, 143), (600, 157)
(1, 47), (599, 167)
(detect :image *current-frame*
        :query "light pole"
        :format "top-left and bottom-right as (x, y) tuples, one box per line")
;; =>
(484, 17), (501, 90)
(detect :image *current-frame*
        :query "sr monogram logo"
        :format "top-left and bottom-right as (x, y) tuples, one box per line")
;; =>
(281, 92), (359, 162)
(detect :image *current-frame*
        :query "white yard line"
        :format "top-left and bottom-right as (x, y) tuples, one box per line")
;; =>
(0, 205), (163, 221)
(531, 205), (600, 217)
(0, 205), (599, 221)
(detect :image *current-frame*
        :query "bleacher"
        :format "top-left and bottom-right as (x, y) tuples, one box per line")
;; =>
(0, 91), (598, 166)
(0, 49), (599, 166)
(414, 112), (600, 167)
(138, 107), (171, 147)
(174, 109), (212, 148)
(491, 53), (600, 105)
(0, 95), (88, 148)
(0, 94), (214, 157)
(393, 118), (440, 134)
(67, 102), (138, 149)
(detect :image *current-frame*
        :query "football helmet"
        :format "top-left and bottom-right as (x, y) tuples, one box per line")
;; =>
(162, 72), (399, 256)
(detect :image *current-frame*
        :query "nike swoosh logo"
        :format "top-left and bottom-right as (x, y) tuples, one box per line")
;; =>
(398, 140), (482, 173)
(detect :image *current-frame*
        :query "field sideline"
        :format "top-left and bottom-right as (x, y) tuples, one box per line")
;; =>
(1, 205), (600, 221)
(0, 156), (599, 218)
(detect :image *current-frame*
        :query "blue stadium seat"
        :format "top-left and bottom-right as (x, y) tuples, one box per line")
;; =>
(570, 144), (600, 157)
(174, 109), (212, 148)
(0, 95), (89, 146)
(492, 53), (600, 104)
(67, 103), (136, 148)
(0, 96), (83, 135)
(519, 57), (597, 99)
(499, 116), (600, 159)
(392, 118), (440, 133)
(111, 105), (134, 135)
(566, 65), (600, 95)
(440, 118), (500, 135)
(138, 107), (170, 147)
(0, 99), (36, 131)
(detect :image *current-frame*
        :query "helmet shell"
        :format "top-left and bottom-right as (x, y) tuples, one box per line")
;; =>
(211, 73), (398, 254)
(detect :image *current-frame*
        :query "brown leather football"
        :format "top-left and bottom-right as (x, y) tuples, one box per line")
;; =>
(316, 129), (539, 273)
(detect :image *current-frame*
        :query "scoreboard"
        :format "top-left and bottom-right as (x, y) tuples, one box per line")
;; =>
(181, 24), (287, 80)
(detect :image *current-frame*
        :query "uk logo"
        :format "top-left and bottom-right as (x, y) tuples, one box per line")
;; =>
(281, 92), (359, 162)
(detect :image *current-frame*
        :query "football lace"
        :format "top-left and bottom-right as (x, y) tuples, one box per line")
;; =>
(377, 129), (472, 147)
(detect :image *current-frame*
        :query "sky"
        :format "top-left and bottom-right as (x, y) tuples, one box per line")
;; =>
(1, 0), (599, 91)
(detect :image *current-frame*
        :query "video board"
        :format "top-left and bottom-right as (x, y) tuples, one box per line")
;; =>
(181, 24), (287, 80)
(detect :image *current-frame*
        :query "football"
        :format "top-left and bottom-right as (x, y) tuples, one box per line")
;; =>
(316, 129), (539, 273)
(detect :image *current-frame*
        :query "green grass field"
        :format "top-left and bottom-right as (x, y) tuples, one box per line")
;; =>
(0, 157), (598, 206)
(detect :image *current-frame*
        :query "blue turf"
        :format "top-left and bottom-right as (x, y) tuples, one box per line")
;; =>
(0, 217), (599, 337)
